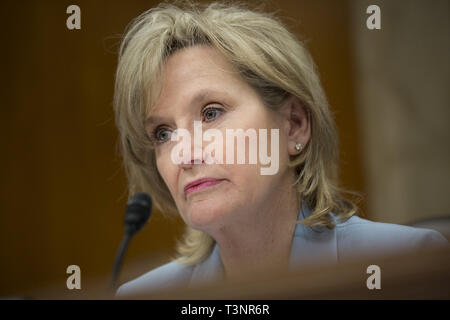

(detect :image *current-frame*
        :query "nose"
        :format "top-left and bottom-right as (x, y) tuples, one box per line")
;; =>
(179, 157), (204, 169)
(177, 129), (204, 169)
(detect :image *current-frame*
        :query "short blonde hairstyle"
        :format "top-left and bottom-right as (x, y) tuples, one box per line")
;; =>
(113, 1), (359, 265)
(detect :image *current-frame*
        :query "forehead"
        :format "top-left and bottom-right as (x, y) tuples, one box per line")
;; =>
(164, 45), (237, 85)
(149, 45), (245, 115)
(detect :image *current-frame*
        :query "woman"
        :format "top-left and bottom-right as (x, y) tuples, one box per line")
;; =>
(114, 2), (447, 296)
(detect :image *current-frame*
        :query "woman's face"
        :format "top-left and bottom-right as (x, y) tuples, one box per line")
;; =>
(146, 45), (297, 232)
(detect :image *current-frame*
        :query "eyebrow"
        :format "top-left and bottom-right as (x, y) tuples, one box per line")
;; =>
(145, 89), (226, 128)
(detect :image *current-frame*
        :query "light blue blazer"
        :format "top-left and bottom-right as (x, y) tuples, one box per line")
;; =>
(116, 203), (448, 297)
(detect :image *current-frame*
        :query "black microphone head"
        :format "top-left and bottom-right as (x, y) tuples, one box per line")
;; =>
(124, 192), (152, 235)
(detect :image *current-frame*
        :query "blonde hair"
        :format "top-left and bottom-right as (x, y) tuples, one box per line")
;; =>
(113, 1), (360, 265)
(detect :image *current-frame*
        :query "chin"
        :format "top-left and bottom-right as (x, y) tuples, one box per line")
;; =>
(184, 198), (231, 230)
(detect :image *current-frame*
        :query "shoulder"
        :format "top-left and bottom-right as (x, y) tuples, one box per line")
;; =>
(116, 258), (194, 298)
(334, 215), (448, 260)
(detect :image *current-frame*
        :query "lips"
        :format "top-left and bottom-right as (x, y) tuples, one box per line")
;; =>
(184, 178), (226, 196)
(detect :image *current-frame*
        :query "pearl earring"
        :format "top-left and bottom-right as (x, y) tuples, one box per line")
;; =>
(295, 143), (302, 151)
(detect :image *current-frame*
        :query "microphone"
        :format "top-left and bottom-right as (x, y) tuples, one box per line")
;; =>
(111, 192), (152, 291)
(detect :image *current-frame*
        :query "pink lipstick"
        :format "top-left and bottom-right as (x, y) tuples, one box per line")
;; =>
(184, 178), (226, 196)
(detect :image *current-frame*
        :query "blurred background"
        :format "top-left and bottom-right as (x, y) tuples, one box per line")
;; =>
(0, 0), (448, 298)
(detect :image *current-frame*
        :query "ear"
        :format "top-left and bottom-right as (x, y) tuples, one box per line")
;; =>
(278, 95), (311, 156)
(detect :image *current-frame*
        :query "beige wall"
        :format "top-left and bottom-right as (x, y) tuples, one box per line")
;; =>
(350, 0), (450, 224)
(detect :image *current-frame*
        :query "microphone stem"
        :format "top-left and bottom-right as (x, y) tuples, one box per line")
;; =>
(111, 231), (133, 292)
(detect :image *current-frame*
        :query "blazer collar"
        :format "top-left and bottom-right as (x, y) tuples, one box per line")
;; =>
(189, 202), (338, 287)
(289, 202), (338, 269)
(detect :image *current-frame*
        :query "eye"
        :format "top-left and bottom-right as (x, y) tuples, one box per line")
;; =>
(202, 105), (224, 122)
(152, 126), (172, 144)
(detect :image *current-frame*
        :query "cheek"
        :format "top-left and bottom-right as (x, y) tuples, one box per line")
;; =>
(276, 133), (290, 167)
(155, 150), (178, 196)
(223, 165), (280, 216)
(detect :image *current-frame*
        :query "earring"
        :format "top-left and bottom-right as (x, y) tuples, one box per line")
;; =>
(295, 143), (302, 151)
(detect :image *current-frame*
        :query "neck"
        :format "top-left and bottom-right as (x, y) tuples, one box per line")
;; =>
(210, 178), (300, 283)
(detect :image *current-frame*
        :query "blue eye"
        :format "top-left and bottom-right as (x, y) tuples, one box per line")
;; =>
(153, 127), (172, 144)
(149, 105), (223, 145)
(202, 106), (224, 122)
